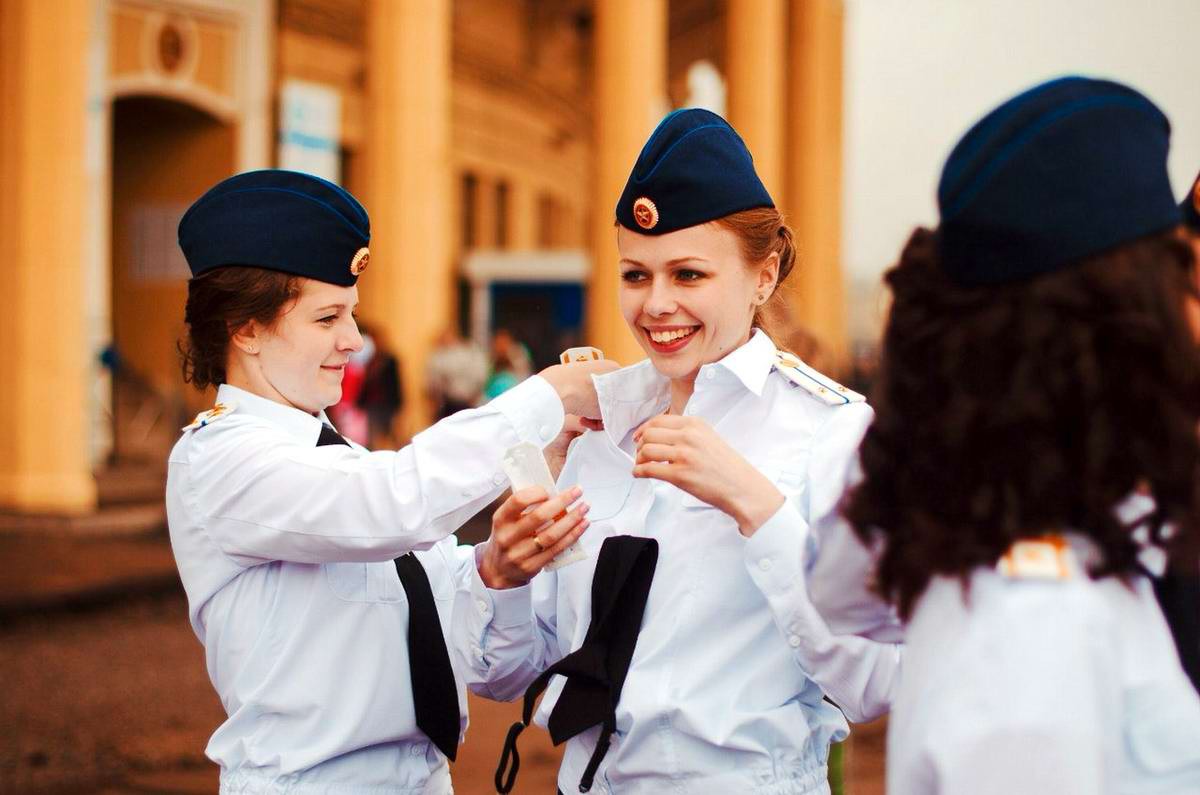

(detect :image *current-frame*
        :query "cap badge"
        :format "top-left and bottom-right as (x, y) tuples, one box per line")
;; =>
(1193, 179), (1200, 213)
(633, 197), (659, 230)
(350, 247), (370, 276)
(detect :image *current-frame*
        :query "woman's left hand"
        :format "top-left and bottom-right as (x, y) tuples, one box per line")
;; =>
(633, 414), (785, 536)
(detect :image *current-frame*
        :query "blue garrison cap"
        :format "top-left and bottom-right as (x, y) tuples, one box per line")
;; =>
(615, 108), (773, 235)
(1182, 171), (1200, 232)
(179, 169), (371, 286)
(937, 76), (1180, 286)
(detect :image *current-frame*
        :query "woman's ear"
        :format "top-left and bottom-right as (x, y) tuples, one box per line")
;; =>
(230, 321), (261, 356)
(757, 252), (781, 301)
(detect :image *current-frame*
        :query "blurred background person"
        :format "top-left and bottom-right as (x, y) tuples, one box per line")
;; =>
(491, 327), (533, 380)
(356, 321), (405, 449)
(328, 328), (370, 445)
(425, 328), (489, 420)
(484, 343), (522, 400)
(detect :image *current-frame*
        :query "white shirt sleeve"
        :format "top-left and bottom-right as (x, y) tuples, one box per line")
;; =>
(451, 555), (562, 702)
(745, 498), (901, 722)
(189, 376), (564, 565)
(804, 402), (906, 643)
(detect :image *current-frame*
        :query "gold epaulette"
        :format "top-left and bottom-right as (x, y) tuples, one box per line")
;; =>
(773, 352), (865, 406)
(997, 535), (1075, 581)
(182, 401), (238, 431)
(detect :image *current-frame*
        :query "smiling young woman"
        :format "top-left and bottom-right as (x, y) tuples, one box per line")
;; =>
(166, 169), (615, 795)
(462, 110), (899, 795)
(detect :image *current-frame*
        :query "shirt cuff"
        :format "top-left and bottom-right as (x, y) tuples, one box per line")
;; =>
(745, 499), (809, 597)
(488, 375), (565, 449)
(469, 547), (535, 630)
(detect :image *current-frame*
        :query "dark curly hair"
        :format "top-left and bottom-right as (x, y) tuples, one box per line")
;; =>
(179, 266), (300, 390)
(844, 228), (1200, 620)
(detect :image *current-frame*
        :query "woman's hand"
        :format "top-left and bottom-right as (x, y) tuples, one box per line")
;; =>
(544, 414), (604, 481)
(538, 360), (620, 420)
(478, 486), (591, 589)
(633, 415), (785, 537)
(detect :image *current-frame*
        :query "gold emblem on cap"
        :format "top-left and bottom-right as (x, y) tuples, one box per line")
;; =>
(633, 197), (659, 230)
(350, 247), (370, 276)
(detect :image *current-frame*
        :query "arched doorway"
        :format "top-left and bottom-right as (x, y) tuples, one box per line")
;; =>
(109, 95), (234, 463)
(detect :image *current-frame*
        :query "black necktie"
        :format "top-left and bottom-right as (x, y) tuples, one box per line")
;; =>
(395, 553), (462, 761)
(316, 425), (462, 758)
(316, 423), (350, 447)
(496, 535), (659, 794)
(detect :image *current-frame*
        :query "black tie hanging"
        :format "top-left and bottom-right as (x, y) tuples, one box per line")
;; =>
(395, 553), (463, 761)
(315, 425), (461, 759)
(495, 535), (659, 794)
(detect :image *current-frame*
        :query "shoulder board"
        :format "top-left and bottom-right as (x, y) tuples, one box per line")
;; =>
(773, 352), (865, 406)
(183, 401), (238, 431)
(997, 535), (1075, 582)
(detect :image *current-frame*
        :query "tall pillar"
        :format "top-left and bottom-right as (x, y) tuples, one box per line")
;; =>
(364, 0), (453, 435)
(726, 0), (786, 203)
(786, 0), (849, 372)
(0, 0), (97, 513)
(587, 0), (668, 367)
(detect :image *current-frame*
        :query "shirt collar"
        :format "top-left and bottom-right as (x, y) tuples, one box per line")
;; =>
(703, 328), (777, 397)
(215, 383), (336, 445)
(591, 329), (779, 445)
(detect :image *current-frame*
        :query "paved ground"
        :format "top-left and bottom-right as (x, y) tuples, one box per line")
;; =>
(0, 588), (565, 795)
(0, 524), (883, 795)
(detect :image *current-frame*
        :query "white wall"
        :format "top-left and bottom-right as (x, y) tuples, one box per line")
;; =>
(843, 0), (1200, 344)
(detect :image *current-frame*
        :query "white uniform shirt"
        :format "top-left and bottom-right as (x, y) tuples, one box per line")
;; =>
(805, 451), (1200, 793)
(166, 378), (564, 794)
(891, 539), (1200, 794)
(454, 331), (901, 795)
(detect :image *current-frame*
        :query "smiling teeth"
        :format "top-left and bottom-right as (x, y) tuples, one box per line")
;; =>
(649, 328), (696, 343)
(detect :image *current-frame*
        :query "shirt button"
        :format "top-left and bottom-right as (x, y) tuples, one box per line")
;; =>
(705, 369), (715, 380)
(758, 558), (773, 571)
(492, 472), (506, 486)
(472, 645), (483, 661)
(476, 598), (488, 613)
(411, 743), (425, 756)
(788, 635), (802, 648)
(461, 489), (472, 498)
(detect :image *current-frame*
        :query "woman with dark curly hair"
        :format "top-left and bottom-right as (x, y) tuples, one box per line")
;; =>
(824, 77), (1200, 792)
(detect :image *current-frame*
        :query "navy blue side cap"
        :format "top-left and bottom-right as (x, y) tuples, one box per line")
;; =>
(1183, 170), (1200, 232)
(179, 169), (371, 287)
(615, 108), (773, 235)
(936, 76), (1180, 287)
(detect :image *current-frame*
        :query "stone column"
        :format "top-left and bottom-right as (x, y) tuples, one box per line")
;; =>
(586, 0), (668, 367)
(726, 0), (786, 203)
(364, 0), (453, 435)
(786, 0), (849, 371)
(0, 0), (97, 512)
